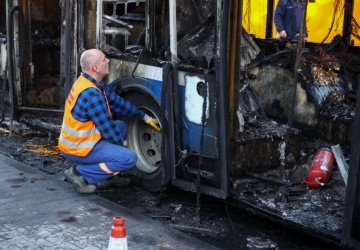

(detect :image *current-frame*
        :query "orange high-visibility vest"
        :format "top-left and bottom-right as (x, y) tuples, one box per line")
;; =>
(58, 75), (111, 156)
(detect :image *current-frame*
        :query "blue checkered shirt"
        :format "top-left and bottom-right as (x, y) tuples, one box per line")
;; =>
(71, 72), (145, 146)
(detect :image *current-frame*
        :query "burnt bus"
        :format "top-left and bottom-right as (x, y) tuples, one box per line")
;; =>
(1, 0), (360, 248)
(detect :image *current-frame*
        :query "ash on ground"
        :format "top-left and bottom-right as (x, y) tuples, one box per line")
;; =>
(0, 118), (343, 249)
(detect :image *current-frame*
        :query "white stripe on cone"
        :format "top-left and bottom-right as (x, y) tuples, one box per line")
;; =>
(108, 216), (128, 250)
(108, 237), (128, 250)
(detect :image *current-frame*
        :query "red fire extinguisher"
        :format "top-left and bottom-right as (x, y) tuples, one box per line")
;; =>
(303, 148), (335, 187)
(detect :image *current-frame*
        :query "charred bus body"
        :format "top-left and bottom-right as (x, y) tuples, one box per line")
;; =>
(1, 0), (360, 248)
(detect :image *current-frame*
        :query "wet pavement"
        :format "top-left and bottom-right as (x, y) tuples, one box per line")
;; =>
(0, 153), (218, 250)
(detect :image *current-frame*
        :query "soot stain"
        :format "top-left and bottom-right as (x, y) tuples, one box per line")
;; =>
(10, 185), (22, 188)
(7, 177), (27, 183)
(61, 216), (77, 223)
(88, 207), (101, 213)
(57, 210), (71, 215)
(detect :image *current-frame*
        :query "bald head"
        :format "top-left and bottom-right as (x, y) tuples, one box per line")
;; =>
(80, 49), (110, 82)
(80, 49), (101, 72)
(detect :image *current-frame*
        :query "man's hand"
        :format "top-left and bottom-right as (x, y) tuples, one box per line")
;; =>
(143, 114), (161, 131)
(279, 30), (287, 38)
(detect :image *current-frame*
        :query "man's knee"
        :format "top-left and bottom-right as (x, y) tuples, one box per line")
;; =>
(117, 150), (137, 172)
(128, 151), (137, 167)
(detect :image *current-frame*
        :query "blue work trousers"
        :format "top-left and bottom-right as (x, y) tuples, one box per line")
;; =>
(61, 120), (137, 184)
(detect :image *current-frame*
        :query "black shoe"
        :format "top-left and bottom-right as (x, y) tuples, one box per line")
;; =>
(97, 175), (131, 189)
(64, 167), (96, 194)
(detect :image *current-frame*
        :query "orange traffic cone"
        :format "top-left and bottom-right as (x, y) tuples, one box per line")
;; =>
(107, 216), (128, 250)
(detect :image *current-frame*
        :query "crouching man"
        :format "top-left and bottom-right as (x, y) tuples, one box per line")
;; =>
(58, 49), (160, 193)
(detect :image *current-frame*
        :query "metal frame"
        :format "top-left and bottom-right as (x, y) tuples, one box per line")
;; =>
(342, 76), (360, 249)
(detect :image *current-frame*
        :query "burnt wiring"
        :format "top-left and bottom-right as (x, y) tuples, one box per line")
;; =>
(306, 39), (360, 76)
(195, 69), (209, 224)
(351, 17), (360, 42)
(243, 0), (251, 36)
(306, 44), (345, 66)
(301, 36), (359, 120)
(321, 0), (344, 43)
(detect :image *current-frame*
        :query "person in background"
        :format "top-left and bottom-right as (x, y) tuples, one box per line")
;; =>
(58, 48), (160, 194)
(274, 0), (308, 41)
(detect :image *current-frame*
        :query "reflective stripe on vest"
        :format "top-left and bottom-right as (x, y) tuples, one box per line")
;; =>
(59, 120), (101, 149)
(58, 75), (111, 156)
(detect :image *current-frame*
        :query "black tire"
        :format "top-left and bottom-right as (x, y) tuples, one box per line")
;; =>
(124, 91), (171, 192)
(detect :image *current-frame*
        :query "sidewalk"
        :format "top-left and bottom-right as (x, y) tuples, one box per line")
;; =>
(0, 153), (219, 250)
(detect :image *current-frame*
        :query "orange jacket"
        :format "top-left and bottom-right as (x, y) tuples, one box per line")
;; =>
(58, 75), (111, 156)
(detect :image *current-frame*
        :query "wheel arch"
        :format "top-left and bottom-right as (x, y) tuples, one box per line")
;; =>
(112, 76), (161, 107)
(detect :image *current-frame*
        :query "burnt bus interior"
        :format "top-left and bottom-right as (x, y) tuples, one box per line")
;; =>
(99, 1), (217, 62)
(1, 0), (360, 248)
(2, 0), (358, 120)
(0, 0), (255, 111)
(0, 0), (61, 113)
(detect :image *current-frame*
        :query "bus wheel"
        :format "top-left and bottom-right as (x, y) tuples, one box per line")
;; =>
(124, 92), (170, 192)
